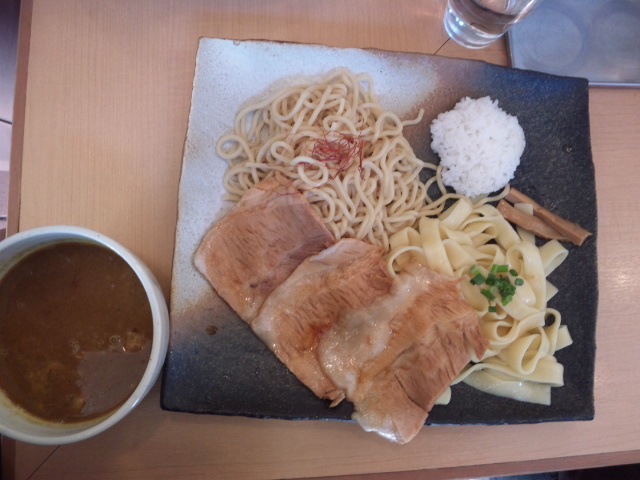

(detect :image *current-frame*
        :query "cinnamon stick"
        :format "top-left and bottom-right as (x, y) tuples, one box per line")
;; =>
(504, 188), (592, 246)
(497, 200), (569, 242)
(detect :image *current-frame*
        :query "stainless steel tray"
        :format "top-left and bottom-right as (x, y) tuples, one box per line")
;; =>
(507, 0), (640, 87)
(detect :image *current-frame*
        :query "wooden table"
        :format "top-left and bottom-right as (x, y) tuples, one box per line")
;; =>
(3, 1), (640, 479)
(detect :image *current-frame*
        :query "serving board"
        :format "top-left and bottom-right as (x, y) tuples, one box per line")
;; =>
(161, 38), (597, 426)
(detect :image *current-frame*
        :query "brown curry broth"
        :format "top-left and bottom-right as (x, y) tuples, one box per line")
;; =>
(0, 241), (153, 423)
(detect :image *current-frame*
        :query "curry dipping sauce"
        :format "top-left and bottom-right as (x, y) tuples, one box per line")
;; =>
(0, 241), (153, 424)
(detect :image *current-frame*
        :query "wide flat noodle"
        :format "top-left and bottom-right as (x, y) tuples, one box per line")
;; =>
(386, 198), (571, 405)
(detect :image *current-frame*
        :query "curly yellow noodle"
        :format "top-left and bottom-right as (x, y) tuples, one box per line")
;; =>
(216, 69), (439, 251)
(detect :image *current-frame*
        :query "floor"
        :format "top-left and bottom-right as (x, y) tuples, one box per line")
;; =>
(0, 1), (639, 479)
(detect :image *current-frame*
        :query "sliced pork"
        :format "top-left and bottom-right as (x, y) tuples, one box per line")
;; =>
(319, 264), (488, 443)
(194, 173), (335, 321)
(195, 179), (488, 443)
(251, 239), (393, 404)
(251, 236), (487, 443)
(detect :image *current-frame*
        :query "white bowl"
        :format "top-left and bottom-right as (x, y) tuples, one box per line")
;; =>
(0, 225), (169, 445)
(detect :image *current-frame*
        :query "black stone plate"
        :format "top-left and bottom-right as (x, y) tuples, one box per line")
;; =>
(161, 38), (597, 426)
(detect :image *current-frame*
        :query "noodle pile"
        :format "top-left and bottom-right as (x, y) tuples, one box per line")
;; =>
(216, 69), (573, 406)
(217, 69), (435, 251)
(387, 198), (572, 405)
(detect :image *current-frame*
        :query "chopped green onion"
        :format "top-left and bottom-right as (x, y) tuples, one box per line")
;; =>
(481, 288), (496, 301)
(500, 283), (516, 296)
(469, 263), (524, 311)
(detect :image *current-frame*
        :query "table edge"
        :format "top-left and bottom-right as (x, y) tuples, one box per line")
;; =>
(303, 450), (640, 480)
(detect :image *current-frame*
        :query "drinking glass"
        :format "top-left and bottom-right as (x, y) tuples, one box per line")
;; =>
(444, 0), (545, 49)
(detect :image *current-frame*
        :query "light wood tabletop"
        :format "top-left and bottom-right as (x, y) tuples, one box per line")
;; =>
(3, 1), (640, 479)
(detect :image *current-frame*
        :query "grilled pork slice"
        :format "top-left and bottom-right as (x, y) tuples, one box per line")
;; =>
(318, 264), (488, 444)
(194, 173), (335, 322)
(251, 239), (393, 405)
